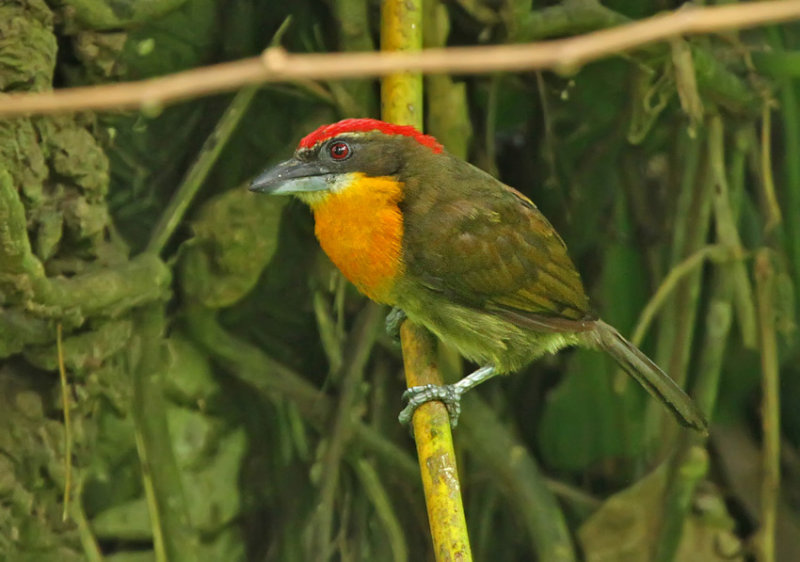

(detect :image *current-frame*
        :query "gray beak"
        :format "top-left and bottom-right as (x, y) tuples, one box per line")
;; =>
(249, 158), (331, 195)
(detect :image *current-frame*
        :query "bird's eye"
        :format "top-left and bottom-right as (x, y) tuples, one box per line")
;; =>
(328, 141), (351, 160)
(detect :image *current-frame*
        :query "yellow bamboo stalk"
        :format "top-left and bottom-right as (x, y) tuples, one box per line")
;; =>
(399, 323), (472, 560)
(381, 1), (472, 560)
(380, 0), (423, 125)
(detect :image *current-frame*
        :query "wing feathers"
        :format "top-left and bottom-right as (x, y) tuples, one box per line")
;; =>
(403, 158), (591, 329)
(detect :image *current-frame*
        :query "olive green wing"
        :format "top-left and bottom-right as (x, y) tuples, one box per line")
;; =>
(404, 179), (592, 331)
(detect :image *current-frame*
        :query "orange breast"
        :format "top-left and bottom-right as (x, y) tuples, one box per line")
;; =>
(310, 174), (404, 304)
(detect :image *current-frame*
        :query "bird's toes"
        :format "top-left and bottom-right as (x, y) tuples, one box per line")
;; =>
(398, 383), (463, 427)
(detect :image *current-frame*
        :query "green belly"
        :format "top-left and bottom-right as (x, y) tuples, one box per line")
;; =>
(396, 286), (581, 373)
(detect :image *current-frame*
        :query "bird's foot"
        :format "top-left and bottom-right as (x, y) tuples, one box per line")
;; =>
(398, 383), (464, 427)
(385, 307), (407, 342)
(397, 365), (498, 429)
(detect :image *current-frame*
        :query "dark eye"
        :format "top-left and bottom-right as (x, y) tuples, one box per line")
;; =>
(329, 141), (351, 160)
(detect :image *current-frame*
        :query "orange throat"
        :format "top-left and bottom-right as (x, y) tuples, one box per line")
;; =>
(309, 174), (404, 304)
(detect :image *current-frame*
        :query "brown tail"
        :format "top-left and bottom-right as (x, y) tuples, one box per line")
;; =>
(588, 320), (708, 433)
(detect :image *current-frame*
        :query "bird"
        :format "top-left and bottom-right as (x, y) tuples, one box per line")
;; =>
(249, 118), (707, 432)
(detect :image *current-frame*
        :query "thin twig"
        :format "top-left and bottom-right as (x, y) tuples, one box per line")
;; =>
(71, 477), (105, 562)
(709, 115), (758, 349)
(755, 249), (780, 562)
(543, 477), (602, 511)
(313, 289), (345, 374)
(310, 303), (383, 559)
(629, 244), (731, 349)
(654, 116), (750, 558)
(354, 459), (409, 562)
(56, 324), (73, 522)
(130, 307), (197, 562)
(654, 443), (711, 562)
(146, 86), (257, 255)
(760, 101), (782, 233)
(1, 1), (799, 117)
(647, 130), (715, 452)
(764, 28), (800, 323)
(615, 243), (730, 404)
(145, 19), (295, 255)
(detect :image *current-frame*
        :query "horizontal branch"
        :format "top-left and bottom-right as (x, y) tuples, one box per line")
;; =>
(2, 0), (799, 117)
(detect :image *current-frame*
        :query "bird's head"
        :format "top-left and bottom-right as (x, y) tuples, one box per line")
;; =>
(249, 118), (444, 207)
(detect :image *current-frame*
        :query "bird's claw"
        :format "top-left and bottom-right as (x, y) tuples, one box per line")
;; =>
(398, 383), (463, 427)
(385, 307), (407, 342)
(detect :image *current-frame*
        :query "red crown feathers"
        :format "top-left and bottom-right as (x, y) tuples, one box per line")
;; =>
(299, 118), (443, 154)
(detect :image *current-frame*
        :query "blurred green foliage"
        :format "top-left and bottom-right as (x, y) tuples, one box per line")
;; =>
(2, 0), (800, 560)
